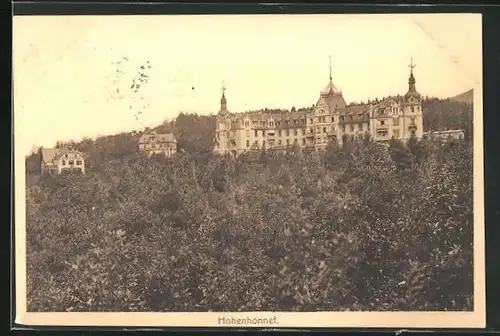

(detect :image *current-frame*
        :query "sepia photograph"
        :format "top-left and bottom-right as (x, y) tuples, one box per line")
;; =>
(14, 13), (484, 328)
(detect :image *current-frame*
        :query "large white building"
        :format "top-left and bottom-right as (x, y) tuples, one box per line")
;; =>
(214, 59), (424, 156)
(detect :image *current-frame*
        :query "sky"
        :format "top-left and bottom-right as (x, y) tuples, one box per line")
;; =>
(13, 13), (482, 155)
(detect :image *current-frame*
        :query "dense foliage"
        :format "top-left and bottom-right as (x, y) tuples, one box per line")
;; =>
(25, 102), (474, 312)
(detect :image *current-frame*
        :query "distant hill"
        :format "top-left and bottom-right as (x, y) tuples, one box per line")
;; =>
(450, 89), (473, 105)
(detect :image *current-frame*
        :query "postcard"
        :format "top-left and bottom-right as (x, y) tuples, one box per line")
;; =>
(13, 13), (484, 328)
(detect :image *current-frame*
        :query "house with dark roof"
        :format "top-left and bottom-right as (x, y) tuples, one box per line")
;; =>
(40, 147), (86, 175)
(138, 130), (177, 157)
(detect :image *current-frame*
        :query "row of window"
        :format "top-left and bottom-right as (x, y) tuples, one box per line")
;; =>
(378, 116), (416, 126)
(247, 138), (306, 148)
(378, 106), (420, 115)
(141, 143), (175, 149)
(240, 115), (366, 128)
(61, 160), (82, 166)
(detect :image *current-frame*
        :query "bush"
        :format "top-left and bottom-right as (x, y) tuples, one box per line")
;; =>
(26, 134), (474, 312)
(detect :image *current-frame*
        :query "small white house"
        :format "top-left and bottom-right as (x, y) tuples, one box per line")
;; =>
(423, 129), (465, 141)
(40, 147), (86, 175)
(138, 130), (177, 157)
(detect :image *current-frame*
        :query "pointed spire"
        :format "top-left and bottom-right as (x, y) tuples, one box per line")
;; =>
(329, 55), (332, 83)
(221, 81), (226, 98)
(405, 57), (420, 101)
(219, 80), (227, 113)
(409, 57), (416, 75)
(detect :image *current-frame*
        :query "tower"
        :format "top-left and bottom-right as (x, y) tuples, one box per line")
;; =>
(406, 58), (418, 97)
(402, 57), (423, 140)
(219, 81), (228, 115)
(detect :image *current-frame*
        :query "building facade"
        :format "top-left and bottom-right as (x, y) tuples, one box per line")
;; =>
(40, 147), (86, 175)
(139, 130), (177, 157)
(214, 60), (424, 156)
(423, 129), (465, 142)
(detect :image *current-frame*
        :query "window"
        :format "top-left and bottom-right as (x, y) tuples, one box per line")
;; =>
(278, 140), (282, 145)
(380, 120), (385, 125)
(245, 121), (249, 127)
(286, 139), (290, 145)
(323, 127), (327, 133)
(263, 141), (266, 147)
(286, 130), (290, 136)
(278, 130), (282, 137)
(69, 160), (75, 165)
(342, 125), (346, 132)
(62, 160), (66, 165)
(331, 116), (335, 122)
(151, 143), (156, 148)
(294, 139), (298, 144)
(270, 121), (274, 127)
(294, 129), (298, 136)
(246, 140), (250, 147)
(76, 160), (82, 165)
(411, 106), (415, 113)
(254, 130), (258, 137)
(246, 130), (250, 137)
(65, 154), (68, 158)
(294, 120), (298, 125)
(309, 118), (313, 123)
(358, 123), (363, 131)
(340, 116), (345, 121)
(349, 115), (354, 121)
(302, 138), (306, 145)
(393, 118), (399, 126)
(262, 130), (265, 137)
(350, 125), (354, 132)
(277, 121), (281, 126)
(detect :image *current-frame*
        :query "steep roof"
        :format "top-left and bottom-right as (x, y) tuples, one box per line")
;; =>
(321, 81), (341, 96)
(139, 131), (176, 144)
(337, 104), (370, 115)
(40, 148), (59, 164)
(40, 147), (83, 163)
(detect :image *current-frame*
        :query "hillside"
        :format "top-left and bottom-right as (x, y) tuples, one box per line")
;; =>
(26, 134), (473, 312)
(450, 89), (474, 105)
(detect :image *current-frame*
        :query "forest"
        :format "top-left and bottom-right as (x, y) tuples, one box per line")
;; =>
(25, 97), (474, 312)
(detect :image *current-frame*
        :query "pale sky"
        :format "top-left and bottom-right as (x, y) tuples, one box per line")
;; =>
(13, 14), (482, 155)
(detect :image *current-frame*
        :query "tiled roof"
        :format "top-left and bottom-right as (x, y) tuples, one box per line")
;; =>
(139, 132), (177, 144)
(321, 81), (341, 95)
(41, 147), (84, 163)
(40, 148), (60, 164)
(337, 104), (369, 115)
